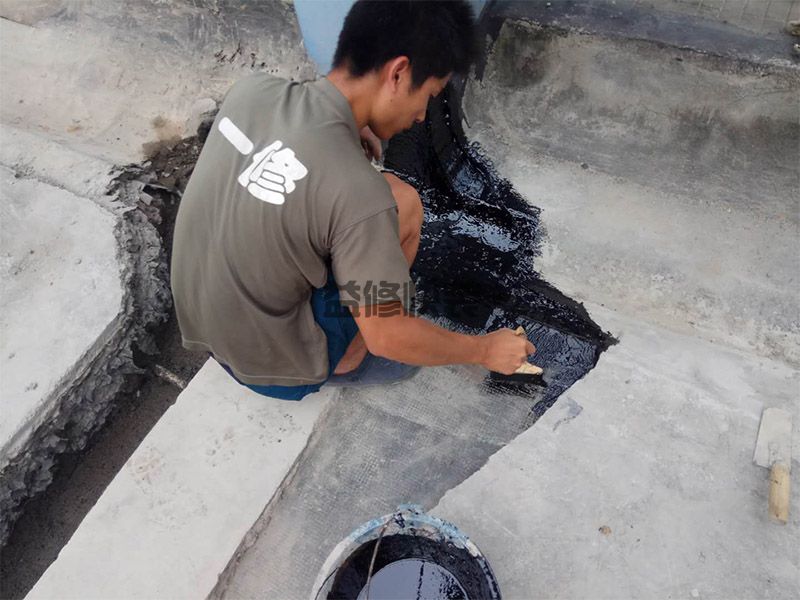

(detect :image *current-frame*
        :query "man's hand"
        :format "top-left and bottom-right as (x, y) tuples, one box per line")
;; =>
(360, 125), (382, 161)
(479, 328), (536, 375)
(350, 303), (536, 373)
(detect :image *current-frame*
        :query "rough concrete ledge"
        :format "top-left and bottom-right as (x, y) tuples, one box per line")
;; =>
(26, 360), (336, 600)
(207, 386), (344, 600)
(484, 0), (800, 69)
(0, 126), (170, 545)
(0, 0), (315, 165)
(467, 17), (799, 214)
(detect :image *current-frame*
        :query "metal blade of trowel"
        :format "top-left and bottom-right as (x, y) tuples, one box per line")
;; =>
(753, 407), (793, 524)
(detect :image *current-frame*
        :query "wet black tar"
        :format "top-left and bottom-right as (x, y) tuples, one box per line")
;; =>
(384, 84), (614, 422)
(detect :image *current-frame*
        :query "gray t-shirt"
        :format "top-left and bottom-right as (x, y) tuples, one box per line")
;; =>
(171, 74), (414, 386)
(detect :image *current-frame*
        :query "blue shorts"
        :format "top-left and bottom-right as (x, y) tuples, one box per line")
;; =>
(215, 268), (420, 400)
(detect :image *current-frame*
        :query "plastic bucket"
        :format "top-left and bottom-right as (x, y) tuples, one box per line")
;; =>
(312, 504), (501, 599)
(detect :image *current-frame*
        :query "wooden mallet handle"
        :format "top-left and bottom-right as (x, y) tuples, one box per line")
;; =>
(769, 462), (790, 524)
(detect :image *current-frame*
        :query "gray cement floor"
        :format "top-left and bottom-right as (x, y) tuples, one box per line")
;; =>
(217, 7), (798, 591)
(629, 0), (800, 36)
(216, 142), (799, 597)
(219, 360), (546, 598)
(0, 0), (312, 588)
(0, 120), (209, 600)
(433, 304), (799, 598)
(2, 1), (797, 597)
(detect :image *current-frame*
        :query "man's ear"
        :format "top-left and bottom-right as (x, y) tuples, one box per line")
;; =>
(384, 56), (411, 93)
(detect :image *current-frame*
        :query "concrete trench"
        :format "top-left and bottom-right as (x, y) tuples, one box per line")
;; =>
(0, 0), (314, 595)
(0, 126), (221, 595)
(1, 1), (799, 599)
(0, 128), (172, 546)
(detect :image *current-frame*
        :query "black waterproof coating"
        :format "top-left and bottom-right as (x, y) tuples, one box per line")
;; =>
(384, 84), (614, 422)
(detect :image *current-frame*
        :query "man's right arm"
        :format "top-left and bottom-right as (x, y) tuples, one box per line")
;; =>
(350, 302), (536, 375)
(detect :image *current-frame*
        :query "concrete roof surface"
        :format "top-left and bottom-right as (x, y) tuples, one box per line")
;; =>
(2, 1), (798, 598)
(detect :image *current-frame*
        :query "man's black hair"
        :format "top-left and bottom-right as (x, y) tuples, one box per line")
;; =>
(332, 0), (477, 89)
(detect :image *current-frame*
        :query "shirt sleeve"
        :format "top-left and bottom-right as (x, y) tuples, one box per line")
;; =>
(330, 207), (416, 315)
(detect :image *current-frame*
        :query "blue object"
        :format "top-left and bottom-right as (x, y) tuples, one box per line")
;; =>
(325, 349), (420, 388)
(294, 0), (488, 74)
(216, 266), (419, 400)
(294, 0), (355, 74)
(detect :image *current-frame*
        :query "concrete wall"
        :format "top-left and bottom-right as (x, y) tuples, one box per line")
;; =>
(463, 12), (800, 368)
(0, 0), (315, 164)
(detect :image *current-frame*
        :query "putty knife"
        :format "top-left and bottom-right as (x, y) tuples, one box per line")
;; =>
(753, 407), (793, 524)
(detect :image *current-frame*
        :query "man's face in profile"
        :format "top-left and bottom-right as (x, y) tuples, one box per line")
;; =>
(371, 70), (451, 140)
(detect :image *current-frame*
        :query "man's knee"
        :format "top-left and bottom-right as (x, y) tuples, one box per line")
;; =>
(383, 173), (423, 242)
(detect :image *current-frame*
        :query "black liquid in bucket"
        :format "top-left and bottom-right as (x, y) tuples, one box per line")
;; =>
(328, 534), (499, 600)
(356, 559), (467, 600)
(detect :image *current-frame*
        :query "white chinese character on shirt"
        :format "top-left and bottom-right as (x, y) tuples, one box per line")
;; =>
(236, 141), (308, 205)
(218, 117), (308, 205)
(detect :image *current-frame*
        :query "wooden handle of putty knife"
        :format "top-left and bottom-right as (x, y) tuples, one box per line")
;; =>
(768, 462), (790, 524)
(513, 327), (544, 376)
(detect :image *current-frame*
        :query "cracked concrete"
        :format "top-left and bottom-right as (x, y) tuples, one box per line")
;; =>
(0, 0), (314, 547)
(0, 125), (170, 545)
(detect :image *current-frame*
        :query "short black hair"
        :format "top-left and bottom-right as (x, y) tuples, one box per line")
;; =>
(332, 0), (477, 89)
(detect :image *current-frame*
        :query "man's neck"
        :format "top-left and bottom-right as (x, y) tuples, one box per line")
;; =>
(325, 68), (378, 131)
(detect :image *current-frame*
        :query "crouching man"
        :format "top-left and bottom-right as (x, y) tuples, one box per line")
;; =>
(171, 0), (534, 400)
